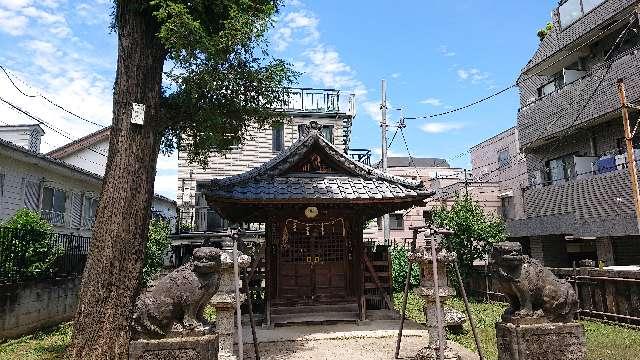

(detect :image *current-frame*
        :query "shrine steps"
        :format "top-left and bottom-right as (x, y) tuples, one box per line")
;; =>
(270, 303), (359, 326)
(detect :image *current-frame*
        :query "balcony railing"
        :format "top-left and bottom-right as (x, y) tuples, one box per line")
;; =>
(518, 48), (640, 147)
(278, 88), (356, 116)
(558, 0), (605, 29)
(41, 210), (66, 226)
(348, 148), (372, 166)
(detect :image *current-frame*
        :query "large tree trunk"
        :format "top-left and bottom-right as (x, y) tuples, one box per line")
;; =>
(69, 2), (166, 359)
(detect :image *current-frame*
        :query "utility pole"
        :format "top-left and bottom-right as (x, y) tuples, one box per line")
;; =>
(381, 79), (390, 242)
(617, 79), (640, 234)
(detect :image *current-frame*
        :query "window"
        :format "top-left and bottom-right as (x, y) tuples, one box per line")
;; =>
(0, 173), (4, 198)
(546, 154), (575, 185)
(82, 196), (98, 228)
(321, 125), (334, 144)
(423, 210), (433, 224)
(498, 149), (510, 169)
(272, 123), (284, 152)
(389, 213), (404, 230)
(42, 186), (66, 225)
(501, 196), (515, 221)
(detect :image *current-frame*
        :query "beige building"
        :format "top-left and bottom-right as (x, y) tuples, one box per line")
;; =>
(367, 157), (467, 246)
(176, 88), (356, 231)
(469, 127), (528, 222)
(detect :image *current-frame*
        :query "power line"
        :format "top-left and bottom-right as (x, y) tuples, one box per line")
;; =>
(0, 96), (108, 158)
(0, 65), (109, 128)
(410, 14), (636, 205)
(405, 15), (630, 120)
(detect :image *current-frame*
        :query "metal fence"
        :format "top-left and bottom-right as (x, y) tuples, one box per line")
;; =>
(0, 226), (90, 283)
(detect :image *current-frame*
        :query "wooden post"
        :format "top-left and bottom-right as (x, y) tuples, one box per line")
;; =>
(453, 259), (484, 360)
(395, 230), (417, 359)
(429, 233), (445, 360)
(243, 269), (260, 360)
(353, 219), (365, 321)
(617, 79), (640, 234)
(233, 237), (243, 360)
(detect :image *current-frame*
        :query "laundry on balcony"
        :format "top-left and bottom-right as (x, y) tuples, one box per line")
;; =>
(595, 155), (616, 174)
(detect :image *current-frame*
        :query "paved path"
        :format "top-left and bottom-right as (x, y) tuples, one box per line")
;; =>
(238, 319), (479, 360)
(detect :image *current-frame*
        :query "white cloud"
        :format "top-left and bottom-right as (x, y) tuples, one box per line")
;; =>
(420, 122), (464, 134)
(23, 39), (57, 54)
(420, 97), (443, 107)
(297, 44), (367, 96)
(0, 9), (28, 35)
(273, 10), (319, 51)
(154, 174), (178, 200)
(157, 152), (178, 171)
(391, 72), (401, 79)
(457, 67), (490, 84)
(0, 0), (30, 10)
(439, 45), (456, 57)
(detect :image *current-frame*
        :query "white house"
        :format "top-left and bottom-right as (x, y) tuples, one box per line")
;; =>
(0, 129), (102, 237)
(0, 124), (177, 235)
(47, 127), (177, 230)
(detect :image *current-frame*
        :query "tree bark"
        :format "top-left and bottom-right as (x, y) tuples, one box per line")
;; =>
(69, 2), (166, 359)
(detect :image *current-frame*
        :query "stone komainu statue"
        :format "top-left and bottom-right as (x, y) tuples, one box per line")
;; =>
(131, 247), (222, 339)
(490, 242), (578, 323)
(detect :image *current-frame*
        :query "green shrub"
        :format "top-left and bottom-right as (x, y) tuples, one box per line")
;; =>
(0, 209), (60, 280)
(142, 218), (172, 286)
(390, 245), (421, 292)
(432, 195), (506, 281)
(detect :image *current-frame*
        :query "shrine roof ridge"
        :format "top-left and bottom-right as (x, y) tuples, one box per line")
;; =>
(206, 124), (423, 190)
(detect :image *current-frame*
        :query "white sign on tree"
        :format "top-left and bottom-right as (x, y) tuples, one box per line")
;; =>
(131, 103), (146, 125)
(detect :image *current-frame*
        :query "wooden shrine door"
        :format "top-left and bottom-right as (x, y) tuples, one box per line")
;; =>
(277, 219), (349, 305)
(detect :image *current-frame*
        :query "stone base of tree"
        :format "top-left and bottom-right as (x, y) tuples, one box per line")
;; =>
(496, 322), (586, 360)
(129, 334), (219, 360)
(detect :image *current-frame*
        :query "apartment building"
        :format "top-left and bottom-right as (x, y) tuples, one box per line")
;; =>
(470, 127), (528, 222)
(176, 88), (356, 231)
(510, 0), (640, 267)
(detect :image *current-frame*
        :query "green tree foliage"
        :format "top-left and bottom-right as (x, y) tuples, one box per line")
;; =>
(432, 195), (506, 278)
(0, 209), (60, 280)
(390, 245), (421, 292)
(142, 218), (172, 286)
(149, 0), (299, 166)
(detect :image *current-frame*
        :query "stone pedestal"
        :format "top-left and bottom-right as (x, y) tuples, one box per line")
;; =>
(129, 334), (219, 360)
(209, 248), (250, 360)
(410, 236), (461, 360)
(496, 322), (586, 360)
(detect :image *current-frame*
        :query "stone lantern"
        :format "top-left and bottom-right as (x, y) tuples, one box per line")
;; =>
(409, 233), (460, 360)
(209, 241), (250, 360)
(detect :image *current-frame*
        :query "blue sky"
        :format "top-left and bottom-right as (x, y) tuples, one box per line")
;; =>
(0, 0), (557, 199)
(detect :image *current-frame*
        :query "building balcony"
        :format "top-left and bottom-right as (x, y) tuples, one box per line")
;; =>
(524, 0), (638, 74)
(41, 210), (66, 226)
(508, 168), (639, 237)
(518, 49), (640, 148)
(278, 88), (356, 117)
(347, 148), (372, 166)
